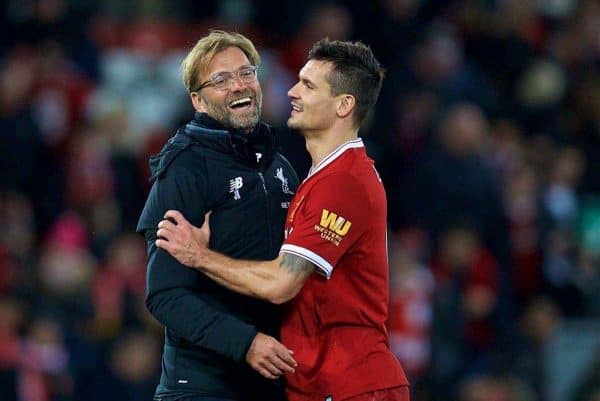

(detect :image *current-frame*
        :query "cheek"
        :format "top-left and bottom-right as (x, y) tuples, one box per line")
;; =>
(249, 82), (262, 96)
(202, 92), (226, 106)
(312, 97), (335, 116)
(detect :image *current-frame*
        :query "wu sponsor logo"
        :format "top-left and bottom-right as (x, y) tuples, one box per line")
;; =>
(275, 167), (294, 195)
(229, 177), (243, 200)
(320, 209), (352, 235)
(314, 209), (352, 246)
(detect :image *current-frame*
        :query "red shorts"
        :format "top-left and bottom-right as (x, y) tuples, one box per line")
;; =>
(341, 386), (410, 401)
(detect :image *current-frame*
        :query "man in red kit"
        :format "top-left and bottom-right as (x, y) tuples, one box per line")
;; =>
(155, 39), (410, 401)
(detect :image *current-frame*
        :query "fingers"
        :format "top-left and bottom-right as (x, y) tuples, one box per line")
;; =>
(156, 226), (174, 241)
(157, 219), (177, 230)
(256, 367), (278, 380)
(164, 210), (185, 224)
(274, 348), (297, 371)
(264, 339), (296, 374)
(201, 211), (212, 237)
(271, 345), (296, 373)
(263, 361), (284, 377)
(247, 334), (297, 379)
(270, 355), (295, 374)
(155, 238), (172, 252)
(155, 218), (179, 251)
(156, 217), (178, 241)
(256, 355), (289, 379)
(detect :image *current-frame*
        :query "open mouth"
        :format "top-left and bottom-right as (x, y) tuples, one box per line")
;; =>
(229, 97), (253, 110)
(290, 102), (302, 115)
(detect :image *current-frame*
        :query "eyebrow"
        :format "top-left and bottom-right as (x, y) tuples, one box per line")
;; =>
(211, 64), (254, 77)
(300, 76), (316, 87)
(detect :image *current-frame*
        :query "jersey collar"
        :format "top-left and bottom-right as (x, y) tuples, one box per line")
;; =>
(305, 138), (364, 181)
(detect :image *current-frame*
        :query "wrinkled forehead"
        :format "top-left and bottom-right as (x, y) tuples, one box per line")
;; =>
(203, 46), (252, 79)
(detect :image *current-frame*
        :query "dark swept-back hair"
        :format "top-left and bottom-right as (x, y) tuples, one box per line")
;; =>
(308, 38), (385, 127)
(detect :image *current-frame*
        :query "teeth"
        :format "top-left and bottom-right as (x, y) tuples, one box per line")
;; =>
(291, 104), (301, 112)
(229, 97), (251, 107)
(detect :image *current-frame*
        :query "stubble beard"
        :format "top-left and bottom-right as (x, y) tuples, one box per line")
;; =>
(287, 115), (311, 137)
(202, 90), (262, 132)
(286, 115), (303, 133)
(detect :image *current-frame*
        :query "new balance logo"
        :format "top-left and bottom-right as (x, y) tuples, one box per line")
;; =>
(229, 177), (243, 200)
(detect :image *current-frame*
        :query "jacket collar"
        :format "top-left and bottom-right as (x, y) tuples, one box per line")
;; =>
(183, 112), (276, 167)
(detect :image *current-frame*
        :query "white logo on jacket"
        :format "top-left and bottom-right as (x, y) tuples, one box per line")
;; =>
(275, 168), (294, 195)
(229, 177), (243, 200)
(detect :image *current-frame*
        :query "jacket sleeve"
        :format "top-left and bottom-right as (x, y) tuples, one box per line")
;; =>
(137, 162), (257, 362)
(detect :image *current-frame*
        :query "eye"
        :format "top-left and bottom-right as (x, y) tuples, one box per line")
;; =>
(212, 74), (229, 87)
(304, 81), (314, 89)
(239, 68), (255, 79)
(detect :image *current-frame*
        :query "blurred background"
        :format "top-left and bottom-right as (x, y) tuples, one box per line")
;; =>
(1, 0), (600, 400)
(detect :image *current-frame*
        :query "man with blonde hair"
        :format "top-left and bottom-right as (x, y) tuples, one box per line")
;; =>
(137, 30), (298, 401)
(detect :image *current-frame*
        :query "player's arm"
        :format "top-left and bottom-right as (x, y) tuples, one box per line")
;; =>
(155, 210), (314, 304)
(202, 251), (313, 304)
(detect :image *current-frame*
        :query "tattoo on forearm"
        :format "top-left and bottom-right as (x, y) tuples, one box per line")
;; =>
(280, 253), (314, 275)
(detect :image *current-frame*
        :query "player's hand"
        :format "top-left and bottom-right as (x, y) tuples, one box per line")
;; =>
(246, 333), (297, 379)
(155, 210), (211, 268)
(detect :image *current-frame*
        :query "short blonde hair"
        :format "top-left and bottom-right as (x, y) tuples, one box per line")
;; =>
(181, 30), (260, 93)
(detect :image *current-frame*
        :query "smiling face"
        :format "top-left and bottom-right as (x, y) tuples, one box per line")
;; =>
(287, 60), (339, 136)
(191, 46), (262, 132)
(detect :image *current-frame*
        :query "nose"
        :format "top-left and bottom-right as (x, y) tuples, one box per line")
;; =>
(229, 75), (247, 92)
(288, 82), (300, 98)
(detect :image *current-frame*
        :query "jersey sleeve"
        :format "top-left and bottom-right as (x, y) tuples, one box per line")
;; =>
(281, 173), (370, 278)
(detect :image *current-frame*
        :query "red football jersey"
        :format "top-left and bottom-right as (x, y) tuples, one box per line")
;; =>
(280, 139), (408, 401)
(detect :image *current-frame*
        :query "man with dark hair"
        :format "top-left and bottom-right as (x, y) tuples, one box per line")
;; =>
(305, 39), (384, 126)
(137, 30), (298, 401)
(156, 39), (410, 401)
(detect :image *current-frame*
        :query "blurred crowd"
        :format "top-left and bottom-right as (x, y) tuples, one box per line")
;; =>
(1, 0), (600, 400)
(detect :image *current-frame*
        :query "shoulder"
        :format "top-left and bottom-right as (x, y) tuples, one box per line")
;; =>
(312, 170), (368, 191)
(168, 145), (207, 168)
(148, 133), (210, 182)
(307, 171), (370, 206)
(152, 148), (207, 188)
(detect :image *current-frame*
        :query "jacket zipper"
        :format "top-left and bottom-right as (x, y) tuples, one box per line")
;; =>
(257, 172), (273, 252)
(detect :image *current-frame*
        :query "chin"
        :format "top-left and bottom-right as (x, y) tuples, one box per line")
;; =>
(231, 114), (259, 131)
(286, 118), (300, 130)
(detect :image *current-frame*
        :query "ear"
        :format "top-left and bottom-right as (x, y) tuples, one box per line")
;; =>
(336, 94), (356, 119)
(190, 92), (206, 113)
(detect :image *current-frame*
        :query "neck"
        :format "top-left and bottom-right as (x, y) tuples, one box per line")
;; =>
(304, 126), (359, 167)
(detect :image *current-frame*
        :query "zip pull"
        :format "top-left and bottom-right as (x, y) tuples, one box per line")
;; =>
(258, 172), (268, 193)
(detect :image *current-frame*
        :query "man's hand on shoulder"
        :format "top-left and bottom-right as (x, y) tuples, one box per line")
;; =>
(156, 210), (211, 268)
(246, 332), (297, 379)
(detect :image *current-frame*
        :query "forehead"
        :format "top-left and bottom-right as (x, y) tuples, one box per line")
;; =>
(299, 59), (332, 83)
(206, 46), (250, 76)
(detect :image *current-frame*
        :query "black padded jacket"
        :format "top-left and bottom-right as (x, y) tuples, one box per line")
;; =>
(137, 113), (299, 400)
